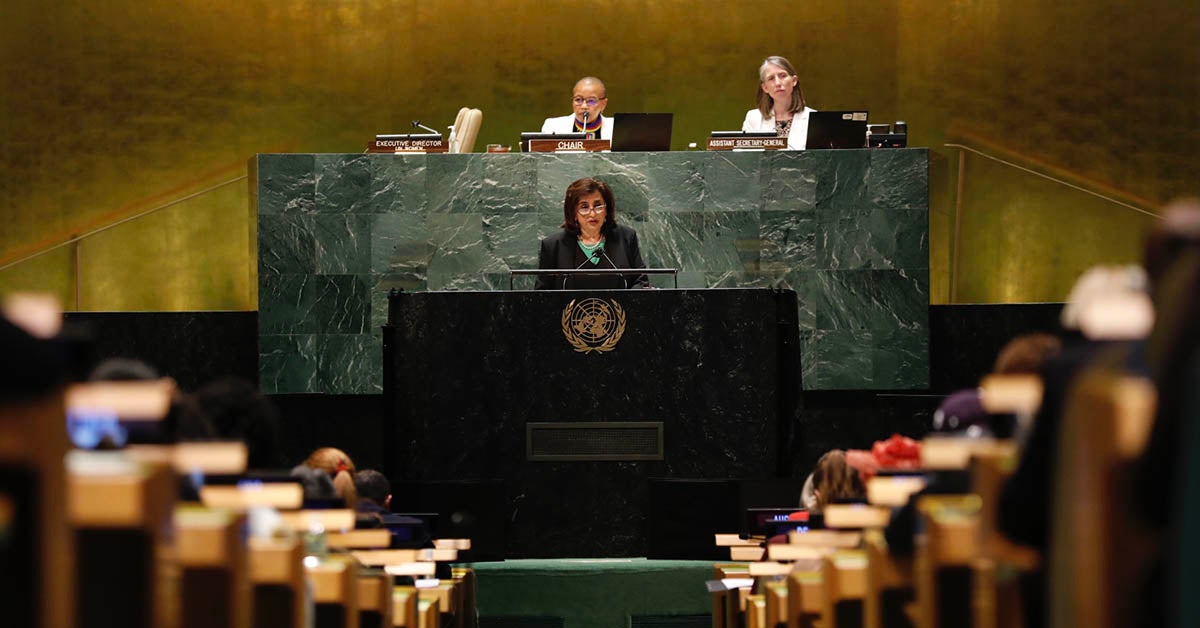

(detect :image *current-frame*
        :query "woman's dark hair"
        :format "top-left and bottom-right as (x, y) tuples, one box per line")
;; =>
(561, 177), (617, 235)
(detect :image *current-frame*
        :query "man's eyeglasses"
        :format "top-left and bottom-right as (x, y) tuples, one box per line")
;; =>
(576, 203), (606, 215)
(572, 97), (605, 107)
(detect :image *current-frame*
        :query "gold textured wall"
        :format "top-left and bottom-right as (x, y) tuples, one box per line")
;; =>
(1, 0), (1196, 309)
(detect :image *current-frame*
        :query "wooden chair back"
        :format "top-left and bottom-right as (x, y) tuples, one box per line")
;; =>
(863, 531), (914, 628)
(1050, 372), (1156, 628)
(248, 537), (307, 628)
(786, 569), (823, 628)
(68, 453), (176, 628)
(1, 388), (73, 628)
(821, 550), (867, 628)
(175, 507), (252, 628)
(915, 494), (980, 628)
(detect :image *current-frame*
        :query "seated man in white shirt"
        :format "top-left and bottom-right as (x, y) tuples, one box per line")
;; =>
(541, 77), (613, 140)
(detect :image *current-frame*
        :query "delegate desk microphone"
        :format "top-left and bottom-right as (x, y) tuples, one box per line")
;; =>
(411, 120), (440, 135)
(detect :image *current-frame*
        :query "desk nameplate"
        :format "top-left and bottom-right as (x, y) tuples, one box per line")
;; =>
(706, 136), (788, 151)
(367, 139), (449, 154)
(527, 139), (611, 153)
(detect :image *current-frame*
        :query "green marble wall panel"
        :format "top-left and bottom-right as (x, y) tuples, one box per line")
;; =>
(255, 149), (929, 394)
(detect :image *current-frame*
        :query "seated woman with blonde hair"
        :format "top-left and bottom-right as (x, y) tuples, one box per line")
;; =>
(296, 447), (358, 509)
(742, 55), (816, 150)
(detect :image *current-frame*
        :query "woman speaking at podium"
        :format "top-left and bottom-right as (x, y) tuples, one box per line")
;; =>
(535, 177), (648, 290)
(742, 55), (816, 150)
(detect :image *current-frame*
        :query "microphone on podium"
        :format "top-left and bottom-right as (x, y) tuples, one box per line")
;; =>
(563, 245), (601, 290)
(582, 111), (591, 140)
(411, 120), (440, 135)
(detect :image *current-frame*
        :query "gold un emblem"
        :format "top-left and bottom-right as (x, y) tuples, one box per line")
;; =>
(561, 298), (627, 354)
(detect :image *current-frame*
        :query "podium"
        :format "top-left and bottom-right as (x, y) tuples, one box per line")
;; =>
(382, 288), (802, 558)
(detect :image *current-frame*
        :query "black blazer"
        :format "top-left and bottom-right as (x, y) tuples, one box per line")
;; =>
(535, 224), (649, 290)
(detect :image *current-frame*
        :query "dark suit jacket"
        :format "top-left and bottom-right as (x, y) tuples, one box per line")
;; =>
(535, 224), (649, 290)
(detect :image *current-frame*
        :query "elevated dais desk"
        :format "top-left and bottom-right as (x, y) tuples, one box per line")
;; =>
(383, 288), (801, 558)
(253, 149), (930, 396)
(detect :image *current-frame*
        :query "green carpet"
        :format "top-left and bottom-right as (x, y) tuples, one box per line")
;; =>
(467, 558), (714, 628)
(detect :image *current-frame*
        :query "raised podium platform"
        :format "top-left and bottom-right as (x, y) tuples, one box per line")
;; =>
(253, 149), (930, 395)
(384, 288), (800, 558)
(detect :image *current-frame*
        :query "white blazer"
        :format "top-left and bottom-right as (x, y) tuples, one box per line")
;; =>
(741, 106), (816, 150)
(541, 114), (614, 140)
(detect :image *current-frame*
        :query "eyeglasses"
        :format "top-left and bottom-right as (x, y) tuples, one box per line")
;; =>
(572, 97), (605, 107)
(576, 203), (606, 215)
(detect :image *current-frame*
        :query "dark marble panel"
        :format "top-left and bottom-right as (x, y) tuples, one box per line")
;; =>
(257, 151), (930, 394)
(316, 333), (382, 394)
(645, 152), (705, 213)
(482, 153), (539, 213)
(259, 334), (320, 394)
(763, 151), (817, 212)
(312, 214), (372, 275)
(928, 303), (1063, 393)
(760, 210), (818, 272)
(812, 150), (872, 210)
(873, 327), (930, 389)
(270, 393), (386, 470)
(484, 210), (541, 270)
(535, 153), (610, 217)
(592, 154), (652, 223)
(63, 312), (257, 390)
(867, 148), (930, 210)
(704, 151), (767, 213)
(384, 288), (799, 556)
(257, 154), (315, 215)
(801, 330), (874, 389)
(644, 210), (761, 272)
(796, 390), (939, 475)
(261, 331), (381, 395)
(258, 274), (370, 336)
(813, 271), (875, 331)
(370, 212), (435, 275)
(314, 153), (372, 213)
(426, 154), (485, 213)
(367, 154), (427, 214)
(817, 207), (929, 271)
(425, 213), (490, 291)
(258, 213), (316, 277)
(813, 270), (927, 332)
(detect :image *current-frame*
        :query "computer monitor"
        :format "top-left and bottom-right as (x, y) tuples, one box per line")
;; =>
(611, 113), (673, 152)
(805, 111), (869, 149)
(519, 132), (585, 152)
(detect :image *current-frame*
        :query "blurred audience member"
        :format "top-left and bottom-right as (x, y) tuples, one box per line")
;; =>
(992, 332), (1063, 375)
(998, 261), (1158, 628)
(354, 469), (392, 516)
(195, 377), (285, 470)
(87, 356), (214, 445)
(1000, 266), (1154, 550)
(301, 447), (358, 509)
(290, 464), (338, 503)
(933, 332), (1062, 437)
(808, 450), (866, 513)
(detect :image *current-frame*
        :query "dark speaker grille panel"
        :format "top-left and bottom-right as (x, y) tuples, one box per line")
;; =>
(527, 422), (663, 461)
